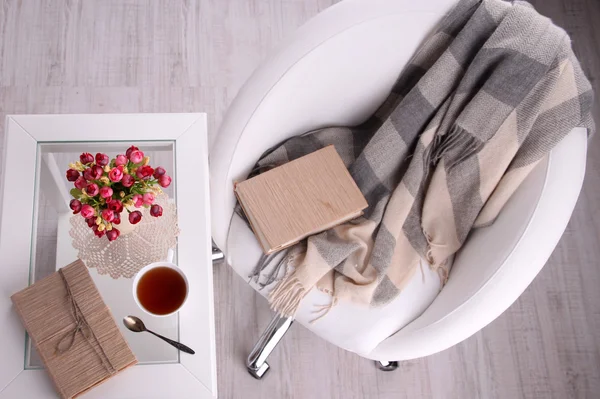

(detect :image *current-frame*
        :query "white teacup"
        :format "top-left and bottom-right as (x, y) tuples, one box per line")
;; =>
(132, 249), (189, 317)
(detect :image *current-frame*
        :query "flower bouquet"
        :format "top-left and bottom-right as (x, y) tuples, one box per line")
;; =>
(66, 146), (172, 241)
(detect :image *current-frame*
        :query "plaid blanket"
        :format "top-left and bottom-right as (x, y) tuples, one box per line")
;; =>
(246, 0), (594, 320)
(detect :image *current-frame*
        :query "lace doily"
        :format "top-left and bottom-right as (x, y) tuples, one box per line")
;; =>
(69, 194), (179, 279)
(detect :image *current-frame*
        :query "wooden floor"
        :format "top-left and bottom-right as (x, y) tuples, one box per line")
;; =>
(1, 0), (599, 398)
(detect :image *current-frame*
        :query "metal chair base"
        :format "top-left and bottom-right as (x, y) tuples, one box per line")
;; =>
(212, 243), (292, 379)
(247, 361), (270, 379)
(246, 314), (294, 380)
(212, 242), (224, 264)
(376, 360), (399, 371)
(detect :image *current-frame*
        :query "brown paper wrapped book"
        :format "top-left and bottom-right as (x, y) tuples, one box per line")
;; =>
(11, 260), (137, 399)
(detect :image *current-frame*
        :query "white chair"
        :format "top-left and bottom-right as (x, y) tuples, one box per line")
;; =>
(209, 0), (588, 377)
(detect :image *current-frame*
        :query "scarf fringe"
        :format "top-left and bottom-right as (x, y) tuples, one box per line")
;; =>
(269, 276), (307, 318)
(249, 243), (306, 289)
(424, 124), (484, 173)
(309, 296), (339, 324)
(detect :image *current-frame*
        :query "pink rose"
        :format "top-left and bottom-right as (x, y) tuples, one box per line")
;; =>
(101, 209), (115, 222)
(150, 204), (163, 217)
(99, 186), (113, 199)
(129, 210), (142, 225)
(129, 150), (144, 164)
(142, 192), (155, 205)
(95, 153), (109, 166)
(132, 194), (143, 207)
(115, 154), (128, 166)
(153, 167), (166, 179)
(108, 199), (123, 213)
(126, 145), (139, 158)
(70, 199), (82, 214)
(136, 165), (154, 180)
(121, 174), (135, 188)
(83, 168), (94, 181)
(80, 204), (95, 219)
(74, 177), (87, 190)
(84, 165), (103, 180)
(86, 183), (99, 197)
(109, 166), (124, 182)
(80, 152), (94, 164)
(66, 169), (80, 182)
(91, 165), (104, 179)
(106, 228), (120, 241)
(159, 175), (172, 188)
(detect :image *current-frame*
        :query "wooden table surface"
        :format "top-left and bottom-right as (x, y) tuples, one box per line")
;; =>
(1, 1), (598, 398)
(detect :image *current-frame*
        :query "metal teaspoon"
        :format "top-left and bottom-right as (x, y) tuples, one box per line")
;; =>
(123, 315), (195, 355)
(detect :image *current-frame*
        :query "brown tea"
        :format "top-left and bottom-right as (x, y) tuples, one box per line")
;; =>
(136, 266), (187, 315)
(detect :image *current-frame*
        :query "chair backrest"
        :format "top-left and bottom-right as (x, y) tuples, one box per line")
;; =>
(210, 0), (587, 360)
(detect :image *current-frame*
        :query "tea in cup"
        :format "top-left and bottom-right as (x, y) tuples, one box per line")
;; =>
(132, 249), (188, 317)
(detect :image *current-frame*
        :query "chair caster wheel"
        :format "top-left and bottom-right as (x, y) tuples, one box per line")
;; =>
(376, 360), (399, 371)
(247, 362), (270, 379)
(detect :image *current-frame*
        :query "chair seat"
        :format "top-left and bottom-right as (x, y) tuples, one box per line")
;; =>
(226, 213), (447, 356)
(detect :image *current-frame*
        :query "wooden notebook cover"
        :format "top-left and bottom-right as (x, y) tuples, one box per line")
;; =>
(235, 145), (368, 254)
(11, 260), (137, 399)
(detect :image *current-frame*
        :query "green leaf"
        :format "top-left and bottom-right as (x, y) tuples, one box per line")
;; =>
(70, 188), (82, 199)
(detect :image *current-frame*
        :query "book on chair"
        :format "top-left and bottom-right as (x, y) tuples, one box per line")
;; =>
(234, 145), (368, 254)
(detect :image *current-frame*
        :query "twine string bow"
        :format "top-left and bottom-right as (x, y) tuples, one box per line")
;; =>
(56, 269), (116, 375)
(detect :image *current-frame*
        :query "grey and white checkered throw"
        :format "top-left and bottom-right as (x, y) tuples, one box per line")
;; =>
(245, 0), (594, 320)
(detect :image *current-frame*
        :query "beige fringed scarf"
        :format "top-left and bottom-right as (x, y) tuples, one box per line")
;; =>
(245, 0), (594, 320)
